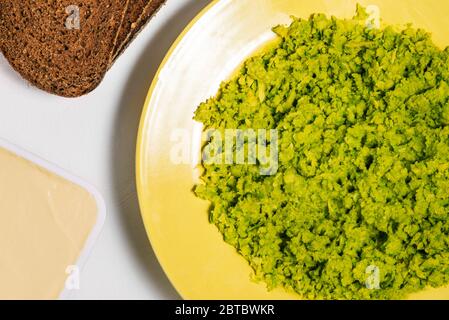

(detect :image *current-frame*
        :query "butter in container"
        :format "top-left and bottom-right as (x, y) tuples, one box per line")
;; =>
(0, 139), (106, 300)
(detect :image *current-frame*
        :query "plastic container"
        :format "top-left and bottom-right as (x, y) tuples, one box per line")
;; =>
(0, 138), (106, 300)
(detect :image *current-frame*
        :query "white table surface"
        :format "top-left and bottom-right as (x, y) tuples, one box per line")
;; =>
(0, 0), (212, 300)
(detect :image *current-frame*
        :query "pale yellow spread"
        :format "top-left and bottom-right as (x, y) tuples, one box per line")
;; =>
(0, 147), (98, 300)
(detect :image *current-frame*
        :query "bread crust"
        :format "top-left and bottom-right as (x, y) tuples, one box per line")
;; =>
(112, 0), (167, 63)
(111, 0), (148, 60)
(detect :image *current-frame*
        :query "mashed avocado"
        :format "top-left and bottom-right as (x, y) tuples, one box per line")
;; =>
(194, 6), (449, 300)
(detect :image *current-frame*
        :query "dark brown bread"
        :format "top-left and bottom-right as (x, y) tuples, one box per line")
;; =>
(0, 0), (128, 97)
(112, 0), (166, 62)
(111, 0), (149, 60)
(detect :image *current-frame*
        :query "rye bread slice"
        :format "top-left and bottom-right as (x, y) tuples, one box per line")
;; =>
(112, 0), (167, 63)
(111, 0), (149, 60)
(0, 0), (128, 97)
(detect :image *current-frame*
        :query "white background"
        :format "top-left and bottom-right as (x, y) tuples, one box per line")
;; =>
(0, 0), (211, 300)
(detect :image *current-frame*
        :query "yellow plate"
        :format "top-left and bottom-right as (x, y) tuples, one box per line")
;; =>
(136, 0), (449, 300)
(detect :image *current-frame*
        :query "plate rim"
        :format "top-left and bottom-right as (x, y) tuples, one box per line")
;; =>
(135, 0), (222, 299)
